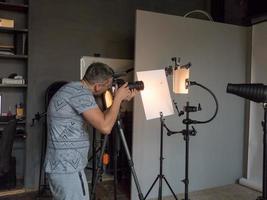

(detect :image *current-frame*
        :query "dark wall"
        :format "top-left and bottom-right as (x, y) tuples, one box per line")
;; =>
(25, 0), (211, 189)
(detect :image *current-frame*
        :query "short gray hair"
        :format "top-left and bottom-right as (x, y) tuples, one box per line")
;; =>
(83, 62), (114, 84)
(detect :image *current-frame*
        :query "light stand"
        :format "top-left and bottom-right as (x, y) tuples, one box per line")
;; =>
(256, 103), (267, 200)
(144, 112), (178, 200)
(136, 69), (177, 199)
(167, 81), (218, 200)
(226, 83), (267, 200)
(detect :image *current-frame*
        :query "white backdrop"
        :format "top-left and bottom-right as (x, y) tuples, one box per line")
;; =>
(239, 22), (267, 191)
(132, 10), (249, 199)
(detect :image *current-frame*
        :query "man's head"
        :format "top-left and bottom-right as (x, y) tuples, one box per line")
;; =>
(83, 62), (114, 95)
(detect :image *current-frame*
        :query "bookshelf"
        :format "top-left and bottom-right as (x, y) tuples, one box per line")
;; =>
(0, 0), (28, 191)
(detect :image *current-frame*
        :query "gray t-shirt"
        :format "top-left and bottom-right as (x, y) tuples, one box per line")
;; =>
(44, 81), (97, 173)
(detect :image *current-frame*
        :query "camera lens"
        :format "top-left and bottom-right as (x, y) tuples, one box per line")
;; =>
(128, 81), (144, 91)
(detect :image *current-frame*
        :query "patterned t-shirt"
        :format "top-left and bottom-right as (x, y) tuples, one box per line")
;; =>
(44, 81), (97, 173)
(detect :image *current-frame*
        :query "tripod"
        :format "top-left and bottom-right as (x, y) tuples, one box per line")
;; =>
(257, 103), (267, 200)
(90, 114), (144, 200)
(144, 112), (178, 200)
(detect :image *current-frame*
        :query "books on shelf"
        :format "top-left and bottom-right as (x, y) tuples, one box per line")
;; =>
(0, 18), (14, 28)
(15, 33), (27, 55)
(0, 44), (15, 55)
(1, 78), (25, 85)
(0, 50), (14, 55)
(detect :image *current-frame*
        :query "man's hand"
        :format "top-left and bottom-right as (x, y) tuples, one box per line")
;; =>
(114, 82), (131, 102)
(114, 82), (140, 102)
(125, 89), (139, 101)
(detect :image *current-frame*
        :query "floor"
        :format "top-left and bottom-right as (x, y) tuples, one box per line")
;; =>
(0, 182), (261, 200)
(163, 184), (261, 200)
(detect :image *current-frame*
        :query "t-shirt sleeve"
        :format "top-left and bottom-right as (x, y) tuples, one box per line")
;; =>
(68, 90), (98, 114)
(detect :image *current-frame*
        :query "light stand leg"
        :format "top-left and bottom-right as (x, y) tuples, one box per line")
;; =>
(145, 176), (160, 199)
(90, 134), (109, 200)
(113, 129), (118, 200)
(257, 104), (267, 200)
(117, 119), (144, 200)
(91, 128), (96, 189)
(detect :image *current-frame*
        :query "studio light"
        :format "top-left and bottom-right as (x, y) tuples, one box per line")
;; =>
(173, 67), (190, 94)
(226, 83), (267, 103)
(165, 57), (218, 200)
(136, 69), (178, 200)
(103, 90), (113, 109)
(226, 83), (267, 200)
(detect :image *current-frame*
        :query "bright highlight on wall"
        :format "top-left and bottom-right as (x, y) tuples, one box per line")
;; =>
(136, 69), (174, 120)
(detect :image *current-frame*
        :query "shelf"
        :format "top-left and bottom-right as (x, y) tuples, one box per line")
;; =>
(0, 2), (28, 12)
(0, 121), (25, 125)
(0, 27), (28, 33)
(0, 84), (27, 88)
(0, 54), (27, 59)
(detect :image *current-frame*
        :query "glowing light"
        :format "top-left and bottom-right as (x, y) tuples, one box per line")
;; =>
(173, 68), (189, 94)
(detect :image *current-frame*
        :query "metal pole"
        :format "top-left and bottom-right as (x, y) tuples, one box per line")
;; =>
(184, 101), (190, 200)
(158, 113), (164, 200)
(257, 104), (267, 200)
(113, 129), (118, 200)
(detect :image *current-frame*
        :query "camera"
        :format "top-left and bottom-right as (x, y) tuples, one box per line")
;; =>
(113, 78), (144, 91)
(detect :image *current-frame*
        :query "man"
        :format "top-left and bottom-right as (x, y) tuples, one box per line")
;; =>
(44, 62), (137, 200)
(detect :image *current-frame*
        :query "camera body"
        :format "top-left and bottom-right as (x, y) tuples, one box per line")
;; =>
(113, 78), (144, 91)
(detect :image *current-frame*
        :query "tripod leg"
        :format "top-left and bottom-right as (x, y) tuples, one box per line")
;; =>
(91, 128), (96, 189)
(90, 134), (109, 200)
(144, 176), (160, 200)
(163, 176), (178, 200)
(38, 123), (49, 196)
(117, 119), (144, 200)
(113, 130), (118, 200)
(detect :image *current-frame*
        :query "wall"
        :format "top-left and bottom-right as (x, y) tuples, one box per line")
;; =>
(132, 10), (250, 199)
(26, 0), (210, 189)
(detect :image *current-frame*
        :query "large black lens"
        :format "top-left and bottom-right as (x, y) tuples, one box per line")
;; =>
(227, 83), (267, 103)
(128, 81), (144, 91)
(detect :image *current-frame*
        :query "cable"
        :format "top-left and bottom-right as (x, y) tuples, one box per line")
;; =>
(184, 10), (214, 21)
(189, 81), (219, 124)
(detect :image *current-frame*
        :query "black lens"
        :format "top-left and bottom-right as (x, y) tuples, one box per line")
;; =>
(227, 83), (267, 103)
(128, 81), (144, 91)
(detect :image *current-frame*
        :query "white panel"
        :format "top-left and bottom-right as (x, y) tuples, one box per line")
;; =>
(136, 69), (174, 120)
(132, 10), (249, 199)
